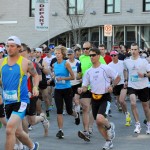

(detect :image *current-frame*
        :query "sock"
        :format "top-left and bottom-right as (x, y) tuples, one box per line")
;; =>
(75, 105), (80, 113)
(147, 122), (150, 126)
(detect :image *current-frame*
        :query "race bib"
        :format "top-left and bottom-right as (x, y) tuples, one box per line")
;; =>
(18, 102), (27, 112)
(130, 75), (139, 82)
(3, 90), (18, 102)
(55, 77), (65, 84)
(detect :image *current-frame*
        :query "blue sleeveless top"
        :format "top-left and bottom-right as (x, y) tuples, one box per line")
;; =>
(54, 60), (71, 89)
(0, 56), (29, 105)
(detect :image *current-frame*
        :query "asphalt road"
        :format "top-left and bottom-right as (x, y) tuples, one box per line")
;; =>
(0, 99), (149, 150)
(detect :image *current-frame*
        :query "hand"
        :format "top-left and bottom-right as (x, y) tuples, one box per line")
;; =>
(47, 79), (51, 85)
(137, 72), (144, 78)
(32, 86), (39, 97)
(78, 87), (83, 94)
(107, 86), (113, 93)
(56, 77), (62, 81)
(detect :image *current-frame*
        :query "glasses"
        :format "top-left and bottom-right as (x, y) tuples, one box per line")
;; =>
(110, 55), (117, 57)
(19, 50), (26, 53)
(131, 49), (137, 50)
(83, 47), (90, 50)
(89, 54), (97, 57)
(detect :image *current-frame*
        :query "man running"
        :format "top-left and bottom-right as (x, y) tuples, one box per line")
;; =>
(0, 36), (39, 150)
(78, 47), (120, 150)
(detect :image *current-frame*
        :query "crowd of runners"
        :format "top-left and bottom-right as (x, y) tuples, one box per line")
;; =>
(0, 36), (150, 150)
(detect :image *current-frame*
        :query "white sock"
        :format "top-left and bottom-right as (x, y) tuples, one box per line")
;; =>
(75, 105), (80, 113)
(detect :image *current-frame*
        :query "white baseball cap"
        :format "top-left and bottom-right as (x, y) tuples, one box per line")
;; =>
(0, 47), (4, 53)
(35, 48), (43, 53)
(6, 36), (21, 46)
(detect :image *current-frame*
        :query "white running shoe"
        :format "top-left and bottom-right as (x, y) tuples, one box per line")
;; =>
(107, 122), (115, 140)
(102, 140), (113, 150)
(134, 123), (141, 134)
(14, 144), (19, 150)
(146, 124), (150, 134)
(40, 113), (50, 129)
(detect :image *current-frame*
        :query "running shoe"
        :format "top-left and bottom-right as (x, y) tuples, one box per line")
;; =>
(40, 113), (50, 130)
(56, 130), (64, 139)
(125, 112), (131, 126)
(33, 142), (39, 150)
(78, 131), (90, 142)
(102, 140), (113, 150)
(134, 123), (141, 134)
(107, 122), (115, 140)
(146, 124), (150, 134)
(75, 112), (80, 125)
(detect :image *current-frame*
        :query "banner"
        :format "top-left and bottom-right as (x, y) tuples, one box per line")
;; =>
(35, 0), (49, 31)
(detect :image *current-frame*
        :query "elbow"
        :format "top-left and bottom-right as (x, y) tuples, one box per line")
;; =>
(71, 75), (75, 80)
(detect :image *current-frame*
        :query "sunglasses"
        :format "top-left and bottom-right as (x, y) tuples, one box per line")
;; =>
(110, 55), (117, 57)
(83, 47), (90, 50)
(19, 50), (26, 53)
(89, 54), (97, 57)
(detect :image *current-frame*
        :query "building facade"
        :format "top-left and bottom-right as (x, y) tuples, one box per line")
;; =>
(0, 0), (150, 50)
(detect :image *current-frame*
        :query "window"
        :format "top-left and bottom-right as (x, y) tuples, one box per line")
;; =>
(29, 0), (36, 17)
(105, 0), (120, 14)
(67, 0), (84, 15)
(143, 0), (150, 12)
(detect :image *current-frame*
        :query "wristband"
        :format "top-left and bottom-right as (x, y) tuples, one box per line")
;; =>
(124, 79), (128, 82)
(33, 86), (39, 90)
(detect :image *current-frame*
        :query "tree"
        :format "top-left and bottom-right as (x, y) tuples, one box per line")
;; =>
(59, 0), (91, 46)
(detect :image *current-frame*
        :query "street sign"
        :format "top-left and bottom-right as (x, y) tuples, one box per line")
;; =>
(104, 24), (112, 36)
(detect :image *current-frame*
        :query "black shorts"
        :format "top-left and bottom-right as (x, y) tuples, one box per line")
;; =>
(71, 83), (82, 97)
(0, 104), (5, 118)
(26, 97), (38, 116)
(80, 90), (92, 99)
(46, 78), (55, 87)
(91, 93), (111, 120)
(39, 81), (47, 89)
(113, 84), (124, 96)
(128, 87), (149, 102)
(5, 102), (29, 119)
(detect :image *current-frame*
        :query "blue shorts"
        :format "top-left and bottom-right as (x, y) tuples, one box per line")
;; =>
(12, 110), (26, 120)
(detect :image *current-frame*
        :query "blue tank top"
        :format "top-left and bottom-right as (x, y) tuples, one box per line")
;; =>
(0, 56), (29, 105)
(54, 60), (71, 89)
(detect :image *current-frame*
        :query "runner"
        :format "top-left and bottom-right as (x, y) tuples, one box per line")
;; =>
(108, 50), (131, 126)
(124, 42), (150, 134)
(0, 36), (39, 150)
(78, 47), (120, 150)
(53, 45), (80, 139)
(77, 41), (106, 141)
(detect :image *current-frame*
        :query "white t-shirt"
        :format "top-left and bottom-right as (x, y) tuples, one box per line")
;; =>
(83, 64), (118, 94)
(43, 55), (55, 79)
(108, 60), (124, 85)
(124, 56), (150, 89)
(66, 59), (81, 86)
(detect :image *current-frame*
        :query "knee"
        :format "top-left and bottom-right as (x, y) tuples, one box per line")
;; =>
(6, 125), (15, 136)
(96, 114), (104, 125)
(131, 102), (136, 108)
(81, 104), (90, 113)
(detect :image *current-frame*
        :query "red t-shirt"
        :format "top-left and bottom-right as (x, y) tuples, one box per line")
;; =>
(104, 55), (112, 64)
